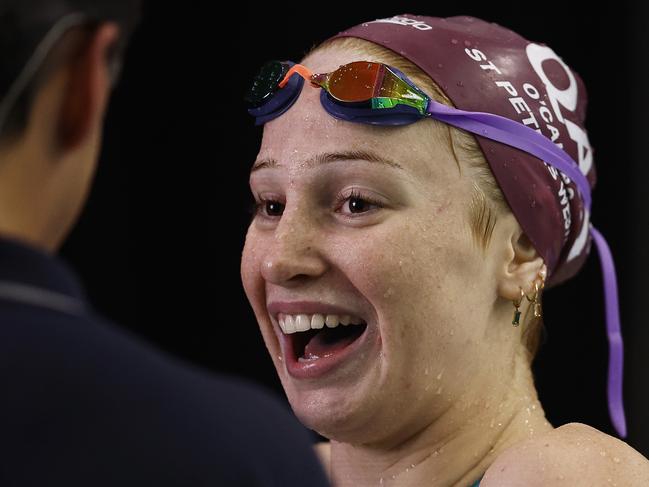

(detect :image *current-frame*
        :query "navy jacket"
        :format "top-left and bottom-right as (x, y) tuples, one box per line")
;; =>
(0, 235), (329, 486)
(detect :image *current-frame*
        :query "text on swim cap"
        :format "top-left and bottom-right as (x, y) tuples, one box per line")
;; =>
(464, 46), (591, 261)
(367, 15), (433, 31)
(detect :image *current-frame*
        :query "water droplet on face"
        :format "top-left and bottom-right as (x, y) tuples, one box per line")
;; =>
(451, 38), (458, 44)
(531, 200), (537, 208)
(424, 367), (429, 375)
(278, 355), (283, 361)
(600, 450), (607, 457)
(437, 63), (444, 68)
(436, 386), (443, 394)
(464, 40), (472, 47)
(456, 81), (464, 87)
(613, 457), (621, 463)
(436, 369), (444, 380)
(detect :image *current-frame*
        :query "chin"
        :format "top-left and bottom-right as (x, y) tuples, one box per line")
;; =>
(276, 359), (386, 444)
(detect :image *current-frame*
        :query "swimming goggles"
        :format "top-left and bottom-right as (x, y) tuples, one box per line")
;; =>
(245, 59), (591, 210)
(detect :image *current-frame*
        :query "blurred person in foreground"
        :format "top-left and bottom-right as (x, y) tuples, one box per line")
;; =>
(0, 1), (329, 485)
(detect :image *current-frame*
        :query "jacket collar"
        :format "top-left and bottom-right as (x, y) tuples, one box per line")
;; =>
(0, 233), (87, 303)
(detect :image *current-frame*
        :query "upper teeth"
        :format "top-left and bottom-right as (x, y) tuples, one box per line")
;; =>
(278, 313), (365, 334)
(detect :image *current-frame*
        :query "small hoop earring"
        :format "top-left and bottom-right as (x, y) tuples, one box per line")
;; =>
(527, 280), (543, 318)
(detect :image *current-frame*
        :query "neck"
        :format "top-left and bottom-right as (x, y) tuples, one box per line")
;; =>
(328, 350), (553, 487)
(0, 142), (67, 252)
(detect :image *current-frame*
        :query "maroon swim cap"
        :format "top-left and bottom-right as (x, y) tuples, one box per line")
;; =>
(326, 14), (594, 288)
(323, 14), (627, 438)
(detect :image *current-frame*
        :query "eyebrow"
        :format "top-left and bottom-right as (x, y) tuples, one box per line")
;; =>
(250, 150), (405, 174)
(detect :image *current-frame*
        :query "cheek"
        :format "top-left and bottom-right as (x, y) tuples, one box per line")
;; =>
(352, 209), (475, 346)
(354, 217), (444, 299)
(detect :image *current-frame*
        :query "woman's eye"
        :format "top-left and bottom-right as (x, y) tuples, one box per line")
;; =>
(346, 197), (371, 213)
(338, 189), (382, 216)
(263, 200), (284, 216)
(250, 199), (284, 218)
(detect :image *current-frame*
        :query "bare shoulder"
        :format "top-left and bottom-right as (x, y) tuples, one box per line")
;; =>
(481, 422), (649, 486)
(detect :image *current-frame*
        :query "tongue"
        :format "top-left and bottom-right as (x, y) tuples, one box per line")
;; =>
(302, 325), (365, 360)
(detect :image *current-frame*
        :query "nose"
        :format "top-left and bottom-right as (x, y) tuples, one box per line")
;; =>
(260, 208), (328, 285)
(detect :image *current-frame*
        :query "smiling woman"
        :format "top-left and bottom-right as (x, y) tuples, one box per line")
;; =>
(240, 13), (649, 487)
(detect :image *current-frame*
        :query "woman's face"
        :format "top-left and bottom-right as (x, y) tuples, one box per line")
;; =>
(240, 48), (518, 444)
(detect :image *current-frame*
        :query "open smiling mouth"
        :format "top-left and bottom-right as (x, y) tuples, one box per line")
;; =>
(276, 313), (373, 379)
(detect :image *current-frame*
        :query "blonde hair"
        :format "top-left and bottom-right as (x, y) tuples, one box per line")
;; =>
(302, 36), (545, 364)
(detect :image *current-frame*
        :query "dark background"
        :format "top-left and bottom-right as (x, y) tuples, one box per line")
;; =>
(58, 1), (649, 457)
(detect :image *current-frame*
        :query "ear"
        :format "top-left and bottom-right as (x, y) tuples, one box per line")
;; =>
(497, 226), (547, 301)
(56, 22), (120, 152)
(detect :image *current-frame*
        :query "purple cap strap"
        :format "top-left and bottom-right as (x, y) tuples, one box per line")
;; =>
(590, 226), (627, 437)
(425, 99), (592, 211)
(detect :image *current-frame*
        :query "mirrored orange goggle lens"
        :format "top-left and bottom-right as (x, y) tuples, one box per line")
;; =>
(326, 61), (386, 102)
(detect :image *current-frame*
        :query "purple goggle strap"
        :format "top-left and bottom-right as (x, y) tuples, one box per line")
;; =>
(424, 100), (626, 438)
